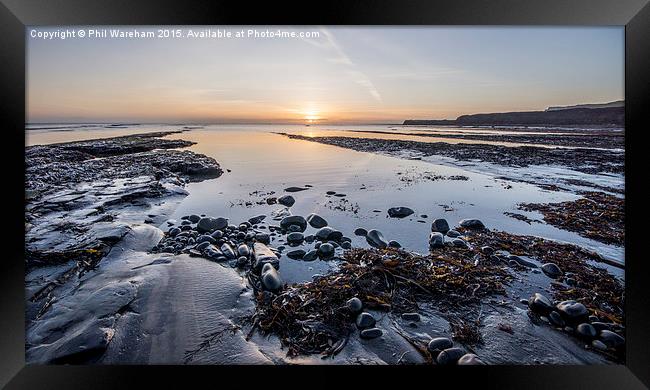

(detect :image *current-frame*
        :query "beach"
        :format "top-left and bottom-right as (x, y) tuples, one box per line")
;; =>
(24, 124), (625, 364)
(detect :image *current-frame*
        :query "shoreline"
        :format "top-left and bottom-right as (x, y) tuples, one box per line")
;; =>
(280, 133), (624, 175)
(24, 129), (625, 365)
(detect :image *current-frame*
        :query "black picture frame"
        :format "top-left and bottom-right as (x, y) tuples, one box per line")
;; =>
(1, 0), (649, 388)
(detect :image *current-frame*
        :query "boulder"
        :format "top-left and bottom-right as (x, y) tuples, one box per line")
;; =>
(459, 218), (485, 229)
(197, 217), (228, 233)
(280, 215), (307, 232)
(387, 207), (415, 218)
(366, 229), (388, 249)
(431, 218), (450, 234)
(307, 213), (328, 228)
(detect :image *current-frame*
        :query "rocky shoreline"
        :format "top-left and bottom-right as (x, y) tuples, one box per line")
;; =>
(347, 129), (624, 149)
(25, 132), (222, 324)
(24, 130), (625, 365)
(279, 133), (624, 175)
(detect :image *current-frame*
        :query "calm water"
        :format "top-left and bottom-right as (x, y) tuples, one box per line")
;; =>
(27, 124), (624, 283)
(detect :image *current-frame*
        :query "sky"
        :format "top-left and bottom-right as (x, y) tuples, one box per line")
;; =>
(27, 26), (624, 124)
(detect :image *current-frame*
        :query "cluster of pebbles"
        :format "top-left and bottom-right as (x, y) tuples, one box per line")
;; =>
(526, 292), (625, 354)
(346, 296), (486, 364)
(152, 208), (625, 362)
(424, 216), (626, 357)
(150, 210), (359, 292)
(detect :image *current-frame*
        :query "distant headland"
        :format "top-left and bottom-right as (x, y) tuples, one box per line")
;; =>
(404, 101), (624, 127)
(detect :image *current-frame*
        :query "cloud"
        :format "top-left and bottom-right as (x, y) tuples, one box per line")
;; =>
(318, 28), (383, 104)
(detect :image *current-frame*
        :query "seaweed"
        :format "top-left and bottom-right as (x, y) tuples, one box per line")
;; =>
(251, 227), (624, 359)
(518, 191), (624, 246)
(252, 246), (510, 357)
(460, 228), (625, 324)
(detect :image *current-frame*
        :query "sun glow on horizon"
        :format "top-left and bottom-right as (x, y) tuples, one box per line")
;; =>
(302, 108), (323, 123)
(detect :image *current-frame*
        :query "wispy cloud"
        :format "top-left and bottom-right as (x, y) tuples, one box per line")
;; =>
(318, 28), (383, 104)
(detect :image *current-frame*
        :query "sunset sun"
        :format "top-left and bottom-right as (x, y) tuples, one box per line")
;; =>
(303, 109), (321, 123)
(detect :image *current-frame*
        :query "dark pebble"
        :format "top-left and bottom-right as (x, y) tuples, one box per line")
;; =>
(437, 347), (465, 365)
(356, 312), (376, 329)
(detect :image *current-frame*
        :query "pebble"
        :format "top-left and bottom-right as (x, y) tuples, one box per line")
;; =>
(366, 229), (389, 249)
(284, 186), (307, 192)
(280, 215), (307, 232)
(237, 244), (250, 257)
(388, 240), (401, 248)
(197, 217), (228, 233)
(341, 241), (352, 249)
(253, 243), (279, 270)
(248, 215), (266, 225)
(360, 328), (383, 339)
(346, 297), (363, 313)
(315, 227), (336, 241)
(356, 312), (376, 329)
(307, 213), (328, 228)
(401, 313), (420, 322)
(590, 322), (611, 332)
(354, 228), (368, 236)
(286, 232), (304, 244)
(549, 311), (566, 327)
(318, 242), (335, 258)
(427, 337), (453, 356)
(457, 353), (485, 365)
(188, 214), (201, 223)
(431, 218), (450, 234)
(528, 292), (553, 315)
(195, 241), (211, 250)
(599, 330), (625, 348)
(286, 249), (306, 259)
(278, 195), (296, 207)
(436, 347), (465, 365)
(509, 255), (537, 268)
(429, 232), (445, 249)
(387, 207), (415, 218)
(168, 227), (181, 237)
(220, 243), (236, 259)
(205, 246), (224, 260)
(576, 323), (597, 339)
(196, 235), (216, 244)
(556, 300), (589, 325)
(254, 232), (270, 245)
(261, 263), (283, 291)
(541, 263), (563, 278)
(302, 249), (318, 261)
(446, 229), (461, 238)
(458, 218), (485, 230)
(189, 249), (202, 257)
(592, 340), (608, 351)
(236, 256), (248, 267)
(451, 238), (468, 248)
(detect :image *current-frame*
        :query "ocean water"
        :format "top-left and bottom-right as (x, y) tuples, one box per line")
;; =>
(26, 124), (624, 283)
